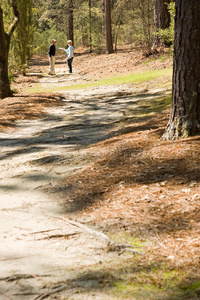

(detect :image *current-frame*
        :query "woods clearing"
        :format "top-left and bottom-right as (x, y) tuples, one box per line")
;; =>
(0, 48), (200, 299)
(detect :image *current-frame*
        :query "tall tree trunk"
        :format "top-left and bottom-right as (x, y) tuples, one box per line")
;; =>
(105, 0), (113, 54)
(16, 0), (33, 71)
(152, 0), (171, 49)
(0, 7), (11, 99)
(163, 0), (200, 140)
(89, 0), (92, 53)
(0, 1), (19, 99)
(101, 0), (105, 46)
(68, 0), (74, 43)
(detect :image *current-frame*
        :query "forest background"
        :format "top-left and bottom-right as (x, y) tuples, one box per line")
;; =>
(1, 0), (174, 75)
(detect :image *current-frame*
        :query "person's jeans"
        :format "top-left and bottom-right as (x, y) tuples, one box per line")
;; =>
(67, 57), (73, 73)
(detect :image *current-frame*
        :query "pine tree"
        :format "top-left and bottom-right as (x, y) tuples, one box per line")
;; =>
(163, 0), (200, 139)
(0, 0), (19, 99)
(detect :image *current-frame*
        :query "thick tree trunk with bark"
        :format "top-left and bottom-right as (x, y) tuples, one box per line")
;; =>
(68, 0), (74, 43)
(163, 0), (200, 140)
(0, 1), (19, 99)
(101, 0), (105, 45)
(0, 7), (12, 99)
(152, 0), (171, 49)
(89, 0), (92, 53)
(105, 0), (113, 54)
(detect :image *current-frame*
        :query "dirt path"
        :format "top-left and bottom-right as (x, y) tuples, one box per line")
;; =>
(1, 70), (162, 299)
(2, 52), (200, 299)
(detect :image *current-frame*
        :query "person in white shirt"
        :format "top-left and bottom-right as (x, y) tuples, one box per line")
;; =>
(60, 40), (74, 73)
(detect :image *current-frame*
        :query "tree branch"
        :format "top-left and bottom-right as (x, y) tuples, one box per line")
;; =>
(7, 0), (20, 38)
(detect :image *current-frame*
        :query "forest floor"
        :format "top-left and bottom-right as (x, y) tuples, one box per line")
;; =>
(0, 47), (200, 300)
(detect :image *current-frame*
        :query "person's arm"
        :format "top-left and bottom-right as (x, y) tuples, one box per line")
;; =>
(59, 47), (68, 53)
(49, 45), (52, 59)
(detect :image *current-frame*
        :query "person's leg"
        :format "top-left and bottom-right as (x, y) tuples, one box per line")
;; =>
(51, 56), (56, 75)
(49, 56), (55, 75)
(67, 59), (71, 73)
(67, 58), (73, 73)
(49, 57), (52, 74)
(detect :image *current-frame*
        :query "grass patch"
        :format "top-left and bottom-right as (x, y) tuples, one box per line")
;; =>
(107, 232), (146, 249)
(130, 93), (172, 118)
(68, 254), (197, 300)
(180, 280), (200, 294)
(62, 228), (198, 299)
(98, 68), (172, 86)
(113, 281), (167, 299)
(26, 68), (172, 94)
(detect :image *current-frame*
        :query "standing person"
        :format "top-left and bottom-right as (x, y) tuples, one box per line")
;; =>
(48, 39), (56, 75)
(60, 40), (74, 73)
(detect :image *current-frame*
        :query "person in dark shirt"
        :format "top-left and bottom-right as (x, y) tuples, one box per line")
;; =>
(48, 39), (56, 75)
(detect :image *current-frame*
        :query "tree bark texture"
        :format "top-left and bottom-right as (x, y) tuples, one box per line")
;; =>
(68, 0), (74, 43)
(163, 0), (200, 140)
(152, 0), (171, 48)
(89, 0), (92, 52)
(101, 0), (105, 45)
(105, 0), (113, 54)
(0, 7), (12, 99)
(0, 1), (19, 99)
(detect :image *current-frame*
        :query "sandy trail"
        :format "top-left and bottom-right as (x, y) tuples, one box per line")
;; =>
(0, 67), (166, 298)
(0, 74), (142, 299)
